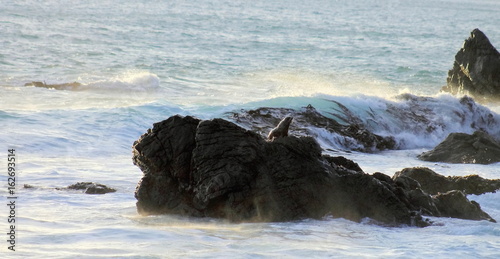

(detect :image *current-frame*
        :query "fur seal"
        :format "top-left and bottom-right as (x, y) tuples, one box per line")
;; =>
(267, 116), (293, 141)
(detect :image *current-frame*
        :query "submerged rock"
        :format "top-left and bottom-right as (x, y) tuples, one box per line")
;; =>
(25, 81), (82, 90)
(66, 182), (116, 194)
(24, 182), (117, 194)
(393, 167), (500, 195)
(418, 131), (500, 164)
(442, 28), (500, 101)
(132, 115), (496, 226)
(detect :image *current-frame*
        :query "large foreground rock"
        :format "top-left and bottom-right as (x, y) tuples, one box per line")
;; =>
(418, 131), (500, 164)
(442, 28), (500, 101)
(132, 115), (496, 226)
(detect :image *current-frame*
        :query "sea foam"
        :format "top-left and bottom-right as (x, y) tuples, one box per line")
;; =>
(308, 93), (500, 150)
(80, 71), (161, 92)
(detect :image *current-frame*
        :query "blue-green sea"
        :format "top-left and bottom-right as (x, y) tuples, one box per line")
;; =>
(1, 0), (500, 257)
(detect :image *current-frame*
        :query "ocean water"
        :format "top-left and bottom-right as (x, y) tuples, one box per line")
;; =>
(1, 0), (500, 257)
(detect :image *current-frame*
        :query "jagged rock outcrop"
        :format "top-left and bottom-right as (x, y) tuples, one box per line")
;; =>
(442, 28), (500, 101)
(132, 115), (496, 226)
(393, 167), (500, 195)
(418, 131), (500, 164)
(227, 105), (396, 152)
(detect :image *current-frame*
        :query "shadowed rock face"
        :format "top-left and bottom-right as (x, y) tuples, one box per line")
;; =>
(418, 131), (500, 164)
(393, 167), (496, 223)
(443, 28), (500, 101)
(433, 190), (493, 222)
(132, 115), (496, 226)
(393, 167), (500, 196)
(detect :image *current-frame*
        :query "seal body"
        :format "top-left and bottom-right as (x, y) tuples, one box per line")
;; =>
(267, 116), (293, 141)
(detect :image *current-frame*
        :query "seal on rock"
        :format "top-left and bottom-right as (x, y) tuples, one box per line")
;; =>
(267, 116), (293, 141)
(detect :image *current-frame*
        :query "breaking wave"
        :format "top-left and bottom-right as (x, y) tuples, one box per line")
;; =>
(85, 72), (160, 92)
(312, 93), (500, 150)
(240, 93), (500, 151)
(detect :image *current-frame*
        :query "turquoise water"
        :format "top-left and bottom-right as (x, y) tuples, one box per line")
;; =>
(1, 0), (500, 257)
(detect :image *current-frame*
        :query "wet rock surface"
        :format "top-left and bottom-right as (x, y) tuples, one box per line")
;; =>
(132, 115), (496, 226)
(393, 167), (500, 195)
(433, 190), (494, 222)
(418, 131), (500, 164)
(24, 182), (117, 194)
(66, 182), (117, 194)
(226, 105), (396, 152)
(442, 28), (500, 101)
(393, 167), (497, 223)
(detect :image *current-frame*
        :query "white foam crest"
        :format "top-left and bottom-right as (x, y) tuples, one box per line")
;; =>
(83, 71), (160, 91)
(316, 93), (500, 150)
(390, 94), (500, 148)
(308, 127), (365, 151)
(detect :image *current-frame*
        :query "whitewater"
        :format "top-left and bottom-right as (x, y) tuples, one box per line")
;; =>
(1, 0), (500, 258)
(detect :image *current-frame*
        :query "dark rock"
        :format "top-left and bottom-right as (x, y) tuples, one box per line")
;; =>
(407, 188), (441, 217)
(324, 156), (364, 173)
(66, 182), (116, 194)
(392, 167), (496, 222)
(394, 167), (500, 195)
(372, 172), (393, 184)
(418, 131), (500, 164)
(394, 175), (422, 191)
(132, 115), (496, 226)
(133, 115), (419, 225)
(394, 168), (448, 194)
(24, 81), (82, 90)
(443, 29), (500, 101)
(25, 182), (117, 194)
(434, 191), (496, 223)
(227, 105), (396, 152)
